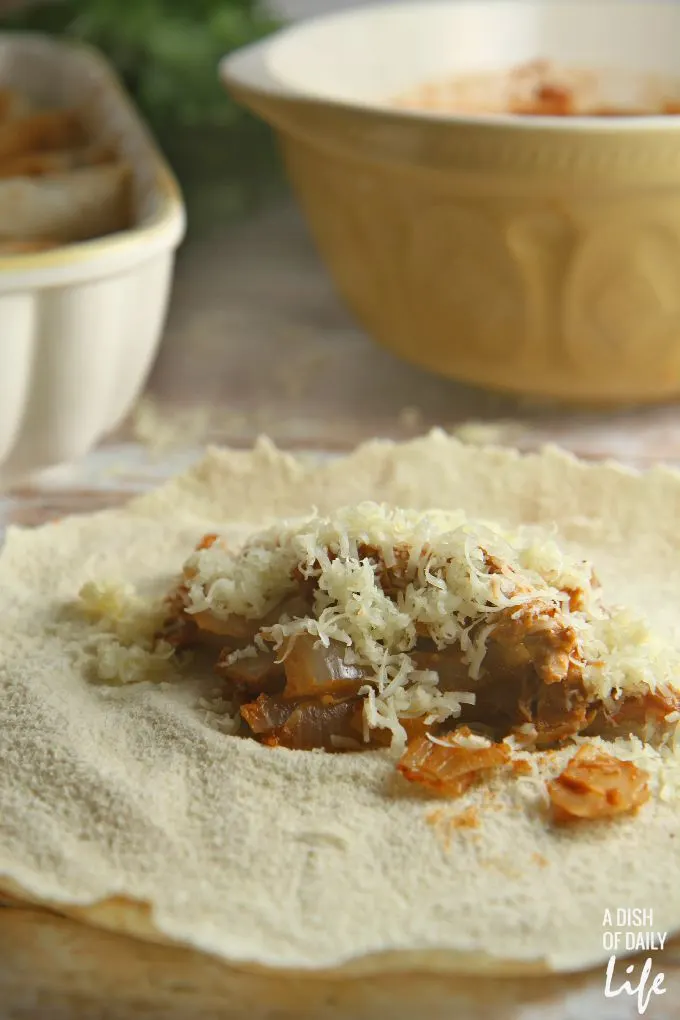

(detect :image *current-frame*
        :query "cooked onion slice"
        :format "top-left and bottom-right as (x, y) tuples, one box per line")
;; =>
(190, 610), (261, 641)
(218, 650), (283, 692)
(282, 634), (369, 699)
(548, 747), (649, 824)
(397, 732), (509, 797)
(265, 697), (363, 751)
(609, 687), (680, 728)
(241, 693), (363, 750)
(191, 593), (313, 644)
(240, 694), (294, 735)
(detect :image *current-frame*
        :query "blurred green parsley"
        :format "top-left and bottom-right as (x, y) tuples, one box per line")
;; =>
(2, 0), (279, 132)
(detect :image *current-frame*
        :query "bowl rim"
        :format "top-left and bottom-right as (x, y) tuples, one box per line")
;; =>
(221, 0), (680, 135)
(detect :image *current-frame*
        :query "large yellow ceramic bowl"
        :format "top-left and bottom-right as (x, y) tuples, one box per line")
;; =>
(222, 1), (680, 404)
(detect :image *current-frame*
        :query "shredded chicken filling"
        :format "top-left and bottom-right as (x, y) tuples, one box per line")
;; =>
(156, 522), (677, 822)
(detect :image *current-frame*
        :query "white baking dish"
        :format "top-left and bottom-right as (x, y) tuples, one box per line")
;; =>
(0, 33), (185, 488)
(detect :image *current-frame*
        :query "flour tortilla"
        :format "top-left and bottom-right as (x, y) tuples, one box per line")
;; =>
(1, 432), (680, 975)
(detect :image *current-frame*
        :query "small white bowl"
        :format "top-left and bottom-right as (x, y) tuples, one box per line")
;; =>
(0, 34), (185, 488)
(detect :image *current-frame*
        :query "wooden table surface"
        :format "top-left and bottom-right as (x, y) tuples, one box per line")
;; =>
(4, 199), (680, 1019)
(3, 901), (680, 1020)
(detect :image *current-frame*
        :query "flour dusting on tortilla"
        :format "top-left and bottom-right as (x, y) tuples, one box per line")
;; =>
(1, 432), (680, 973)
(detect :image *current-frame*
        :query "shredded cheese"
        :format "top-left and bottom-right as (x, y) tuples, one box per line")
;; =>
(428, 731), (493, 750)
(499, 732), (680, 809)
(180, 502), (677, 746)
(78, 581), (174, 685)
